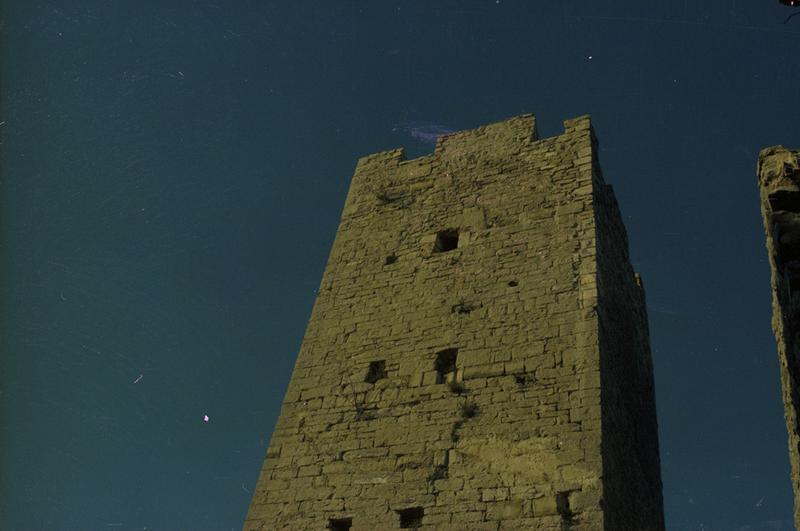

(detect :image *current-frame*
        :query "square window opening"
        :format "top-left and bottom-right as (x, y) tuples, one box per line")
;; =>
(769, 190), (800, 213)
(556, 491), (574, 521)
(328, 517), (352, 531)
(433, 229), (459, 253)
(365, 360), (387, 384)
(398, 507), (424, 528)
(434, 348), (458, 384)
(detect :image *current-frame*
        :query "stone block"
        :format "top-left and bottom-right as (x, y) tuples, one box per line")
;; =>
(486, 500), (526, 520)
(532, 496), (558, 516)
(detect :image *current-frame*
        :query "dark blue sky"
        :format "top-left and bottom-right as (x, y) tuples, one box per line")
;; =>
(2, 1), (799, 529)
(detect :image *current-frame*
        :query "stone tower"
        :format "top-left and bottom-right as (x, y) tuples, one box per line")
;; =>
(244, 114), (664, 530)
(758, 146), (800, 528)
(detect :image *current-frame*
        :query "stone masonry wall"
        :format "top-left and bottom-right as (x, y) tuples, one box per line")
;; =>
(758, 146), (800, 528)
(244, 114), (664, 530)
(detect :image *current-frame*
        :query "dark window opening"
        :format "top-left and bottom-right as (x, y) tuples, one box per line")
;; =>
(385, 254), (398, 265)
(556, 491), (575, 521)
(769, 190), (800, 213)
(786, 264), (800, 294)
(771, 190), (800, 293)
(365, 361), (387, 384)
(433, 229), (459, 253)
(777, 222), (800, 293)
(508, 280), (518, 287)
(779, 229), (800, 263)
(435, 348), (458, 384)
(328, 517), (352, 530)
(398, 507), (424, 528)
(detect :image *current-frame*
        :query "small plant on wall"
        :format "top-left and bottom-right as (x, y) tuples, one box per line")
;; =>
(448, 380), (466, 394)
(460, 400), (479, 419)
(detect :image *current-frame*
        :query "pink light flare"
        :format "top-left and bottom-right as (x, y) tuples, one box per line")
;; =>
(203, 414), (209, 422)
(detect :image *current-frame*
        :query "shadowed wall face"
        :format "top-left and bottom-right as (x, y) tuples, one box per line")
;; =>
(244, 114), (664, 530)
(593, 164), (664, 529)
(759, 147), (800, 529)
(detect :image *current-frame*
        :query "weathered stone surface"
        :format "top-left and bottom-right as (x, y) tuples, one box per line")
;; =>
(244, 114), (664, 530)
(758, 145), (800, 529)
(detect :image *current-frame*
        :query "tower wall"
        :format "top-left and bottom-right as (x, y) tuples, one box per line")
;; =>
(245, 114), (664, 530)
(758, 146), (800, 528)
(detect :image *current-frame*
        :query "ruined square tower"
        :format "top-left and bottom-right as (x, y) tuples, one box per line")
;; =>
(758, 146), (800, 528)
(245, 114), (664, 530)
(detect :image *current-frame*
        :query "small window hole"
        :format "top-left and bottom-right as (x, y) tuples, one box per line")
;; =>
(508, 280), (518, 287)
(434, 348), (458, 384)
(365, 360), (387, 384)
(433, 229), (459, 253)
(385, 254), (397, 265)
(556, 491), (575, 521)
(398, 507), (424, 528)
(328, 517), (352, 530)
(769, 190), (800, 213)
